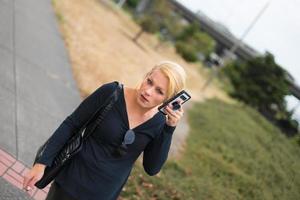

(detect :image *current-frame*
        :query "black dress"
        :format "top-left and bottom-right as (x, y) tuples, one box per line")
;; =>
(37, 81), (175, 200)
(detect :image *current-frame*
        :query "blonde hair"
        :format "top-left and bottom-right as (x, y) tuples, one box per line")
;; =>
(139, 61), (186, 100)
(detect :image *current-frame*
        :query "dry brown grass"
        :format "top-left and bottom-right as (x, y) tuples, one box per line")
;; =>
(53, 0), (232, 103)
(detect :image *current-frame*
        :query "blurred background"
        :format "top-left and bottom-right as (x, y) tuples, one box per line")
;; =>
(0, 0), (299, 199)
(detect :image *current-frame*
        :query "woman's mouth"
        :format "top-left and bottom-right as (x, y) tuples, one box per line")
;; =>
(140, 94), (149, 102)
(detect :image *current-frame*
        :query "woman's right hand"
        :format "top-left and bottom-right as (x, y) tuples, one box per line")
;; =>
(23, 163), (46, 191)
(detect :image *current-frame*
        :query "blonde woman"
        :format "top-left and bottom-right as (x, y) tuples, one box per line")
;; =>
(23, 61), (187, 200)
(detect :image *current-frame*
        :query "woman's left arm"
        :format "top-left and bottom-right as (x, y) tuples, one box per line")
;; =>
(142, 105), (184, 176)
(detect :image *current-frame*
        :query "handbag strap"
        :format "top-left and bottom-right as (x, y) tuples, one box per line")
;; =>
(80, 82), (122, 140)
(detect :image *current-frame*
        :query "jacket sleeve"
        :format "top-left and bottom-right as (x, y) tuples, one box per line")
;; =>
(35, 82), (117, 166)
(142, 124), (176, 176)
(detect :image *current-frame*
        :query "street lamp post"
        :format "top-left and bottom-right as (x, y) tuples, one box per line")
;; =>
(229, 0), (272, 54)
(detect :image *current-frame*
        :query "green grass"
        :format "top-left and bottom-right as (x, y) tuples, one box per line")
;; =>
(120, 99), (300, 200)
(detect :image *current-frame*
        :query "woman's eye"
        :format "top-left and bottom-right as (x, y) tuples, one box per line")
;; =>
(147, 78), (152, 85)
(157, 89), (164, 95)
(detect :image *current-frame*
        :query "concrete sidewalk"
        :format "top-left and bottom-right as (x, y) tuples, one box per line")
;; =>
(0, 0), (80, 199)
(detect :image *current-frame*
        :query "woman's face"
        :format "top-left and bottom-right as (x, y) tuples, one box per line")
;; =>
(136, 69), (169, 109)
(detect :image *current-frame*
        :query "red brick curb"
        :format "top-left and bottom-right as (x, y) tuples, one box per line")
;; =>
(0, 148), (51, 200)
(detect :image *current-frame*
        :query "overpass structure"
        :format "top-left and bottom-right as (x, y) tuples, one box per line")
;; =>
(169, 0), (300, 100)
(170, 0), (260, 60)
(290, 84), (300, 100)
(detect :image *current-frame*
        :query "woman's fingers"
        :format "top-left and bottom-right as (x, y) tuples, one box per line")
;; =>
(23, 172), (34, 190)
(23, 164), (45, 191)
(165, 104), (184, 126)
(166, 104), (183, 117)
(23, 174), (31, 190)
(23, 173), (42, 190)
(27, 176), (39, 189)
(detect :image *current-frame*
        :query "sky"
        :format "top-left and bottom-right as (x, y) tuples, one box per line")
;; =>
(177, 0), (300, 121)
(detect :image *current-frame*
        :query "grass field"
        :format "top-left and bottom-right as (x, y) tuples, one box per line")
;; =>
(120, 99), (300, 200)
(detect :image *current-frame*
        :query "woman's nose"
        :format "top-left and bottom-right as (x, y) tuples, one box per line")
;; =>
(144, 87), (153, 96)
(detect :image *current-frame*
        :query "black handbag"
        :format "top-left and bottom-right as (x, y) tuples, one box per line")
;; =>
(34, 82), (122, 189)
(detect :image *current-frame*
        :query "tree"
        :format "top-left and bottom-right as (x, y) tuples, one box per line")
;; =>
(224, 53), (289, 109)
(223, 52), (299, 136)
(150, 0), (185, 49)
(175, 23), (216, 61)
(189, 32), (216, 57)
(125, 0), (139, 8)
(133, 15), (159, 42)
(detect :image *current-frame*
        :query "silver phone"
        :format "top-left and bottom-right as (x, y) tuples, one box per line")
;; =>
(158, 90), (191, 115)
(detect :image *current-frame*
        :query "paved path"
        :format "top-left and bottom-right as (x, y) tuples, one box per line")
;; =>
(0, 0), (80, 199)
(0, 148), (50, 199)
(0, 177), (32, 200)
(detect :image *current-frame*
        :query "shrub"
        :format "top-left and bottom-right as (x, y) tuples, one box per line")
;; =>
(126, 0), (139, 8)
(175, 41), (198, 62)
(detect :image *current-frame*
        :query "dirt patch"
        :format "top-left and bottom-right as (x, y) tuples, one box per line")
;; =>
(54, 0), (230, 101)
